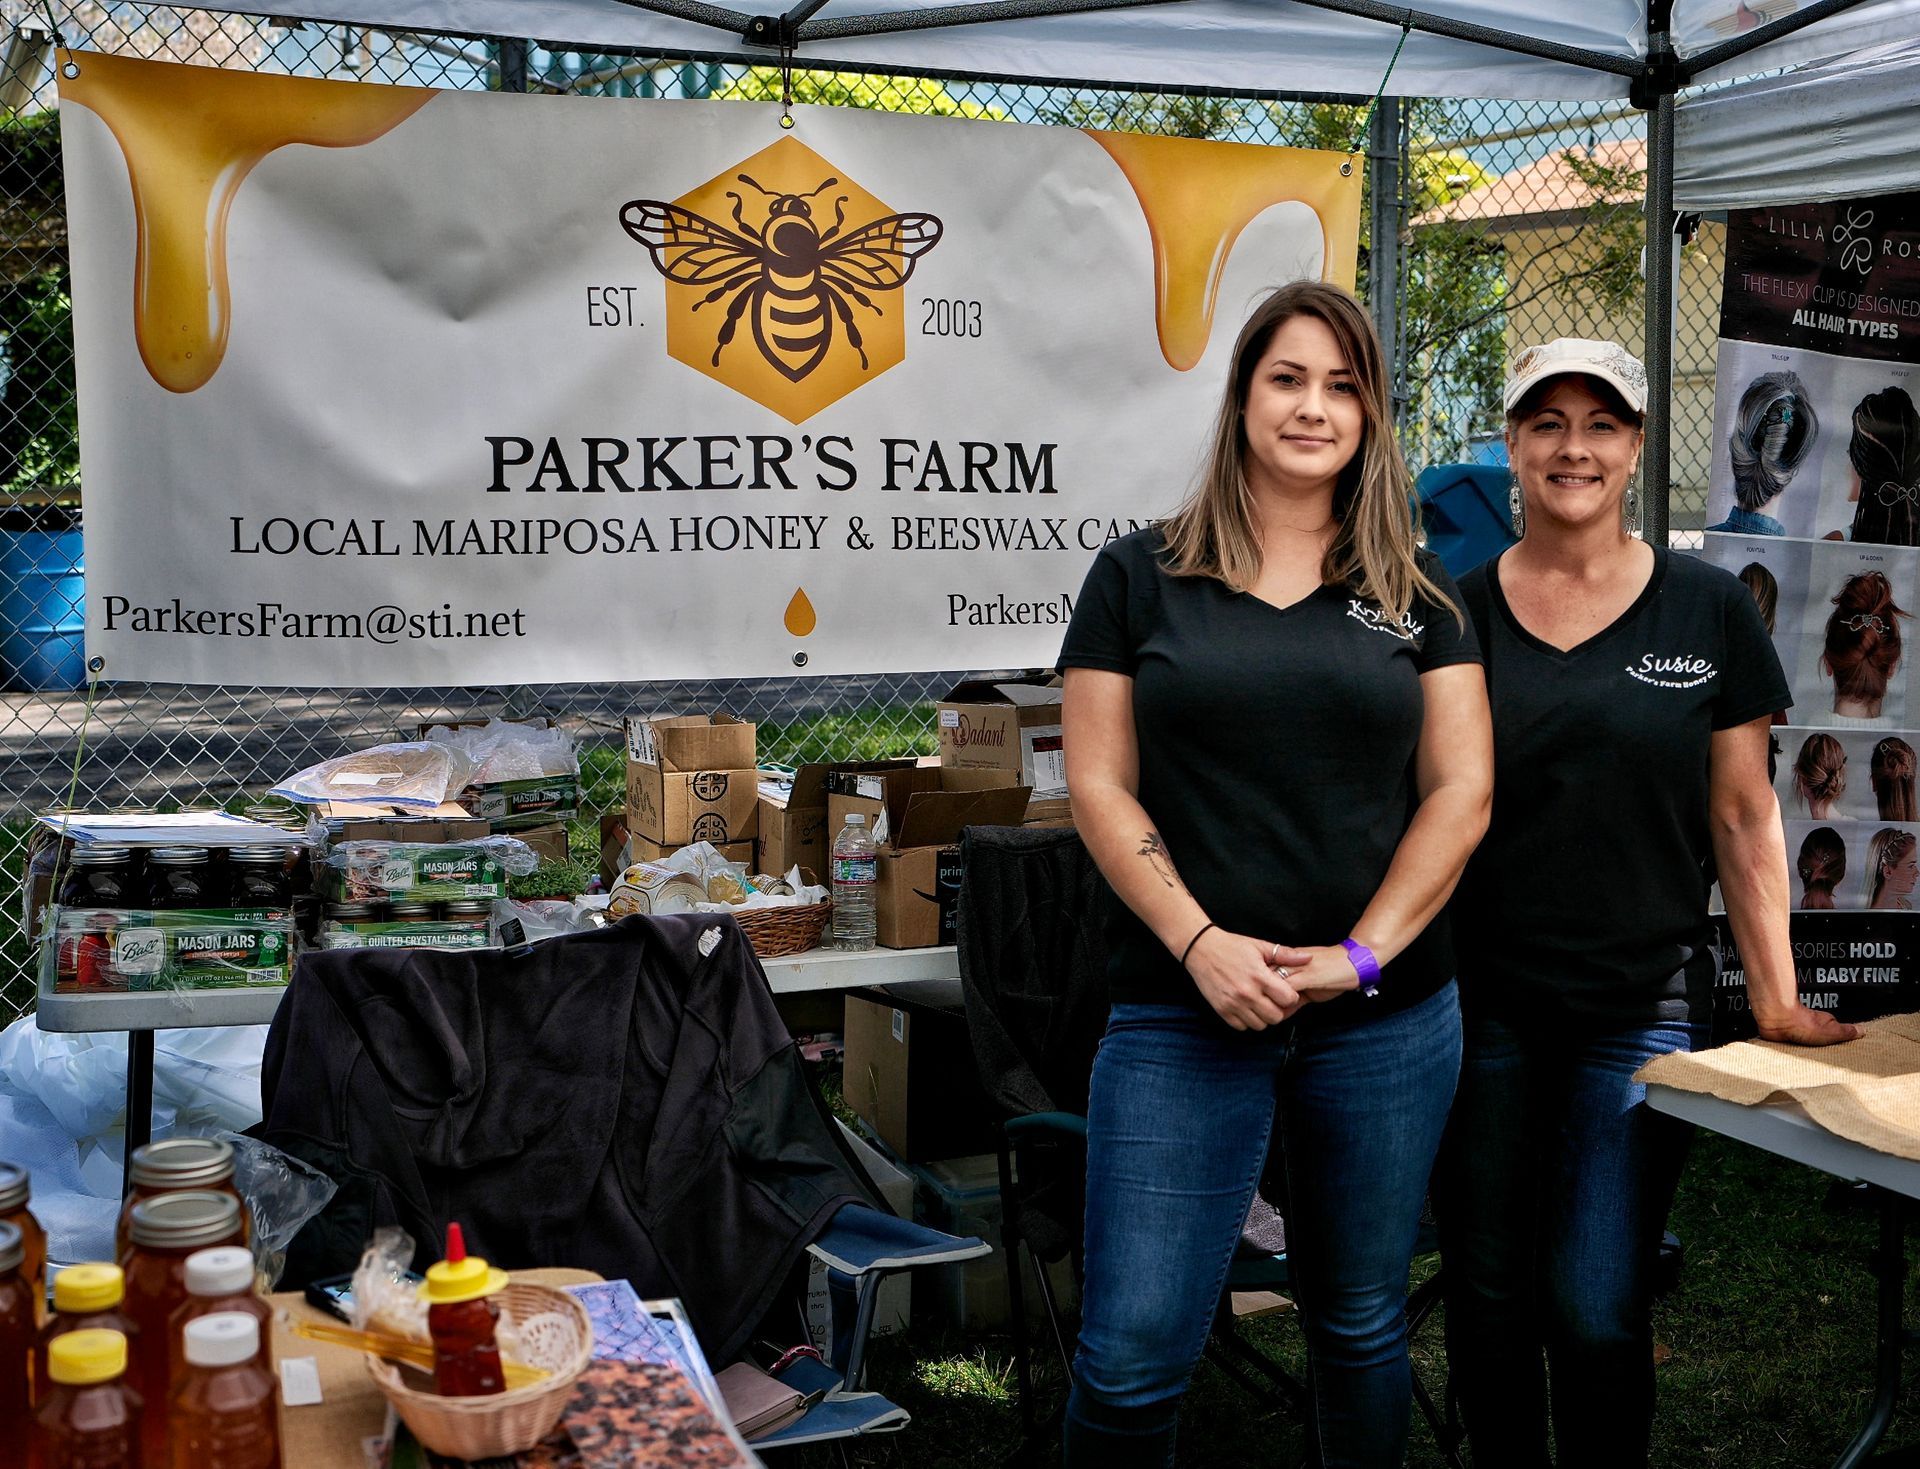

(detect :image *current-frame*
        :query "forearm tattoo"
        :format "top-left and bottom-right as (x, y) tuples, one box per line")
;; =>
(1139, 830), (1186, 891)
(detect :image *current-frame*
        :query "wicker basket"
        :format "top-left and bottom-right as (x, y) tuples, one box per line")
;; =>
(735, 881), (834, 958)
(366, 1282), (592, 1460)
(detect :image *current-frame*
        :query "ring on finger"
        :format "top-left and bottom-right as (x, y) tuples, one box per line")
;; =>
(1269, 942), (1281, 966)
(1275, 966), (1292, 982)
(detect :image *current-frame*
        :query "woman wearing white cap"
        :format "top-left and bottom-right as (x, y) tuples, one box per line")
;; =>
(1436, 338), (1856, 1468)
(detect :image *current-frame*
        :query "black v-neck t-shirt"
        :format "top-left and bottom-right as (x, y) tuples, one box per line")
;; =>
(1058, 529), (1480, 1020)
(1451, 547), (1791, 1027)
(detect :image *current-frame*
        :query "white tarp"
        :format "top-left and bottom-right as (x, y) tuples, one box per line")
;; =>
(186, 0), (1651, 100)
(1673, 0), (1920, 85)
(179, 0), (1920, 100)
(1676, 34), (1920, 212)
(62, 50), (1358, 686)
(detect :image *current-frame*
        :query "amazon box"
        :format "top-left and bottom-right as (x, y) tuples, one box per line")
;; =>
(624, 714), (759, 847)
(827, 767), (1030, 948)
(937, 677), (1066, 799)
(759, 759), (919, 878)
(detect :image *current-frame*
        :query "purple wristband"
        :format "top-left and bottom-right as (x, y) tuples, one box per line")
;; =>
(1341, 939), (1382, 998)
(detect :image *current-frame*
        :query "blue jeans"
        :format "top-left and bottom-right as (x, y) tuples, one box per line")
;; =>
(1065, 984), (1462, 1469)
(1433, 1010), (1703, 1469)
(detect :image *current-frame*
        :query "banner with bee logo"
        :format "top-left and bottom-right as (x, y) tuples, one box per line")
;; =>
(60, 51), (1358, 686)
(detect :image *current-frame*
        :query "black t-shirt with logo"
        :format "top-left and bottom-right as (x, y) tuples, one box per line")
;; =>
(1451, 547), (1791, 1028)
(1057, 528), (1480, 1021)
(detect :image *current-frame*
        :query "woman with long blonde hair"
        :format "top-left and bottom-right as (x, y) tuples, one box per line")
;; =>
(1059, 281), (1491, 1467)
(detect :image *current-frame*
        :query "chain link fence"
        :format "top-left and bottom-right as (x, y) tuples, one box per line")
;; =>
(0, 4), (1716, 1022)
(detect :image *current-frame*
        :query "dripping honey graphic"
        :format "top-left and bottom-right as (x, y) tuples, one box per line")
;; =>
(1085, 131), (1360, 372)
(60, 51), (435, 393)
(783, 588), (818, 637)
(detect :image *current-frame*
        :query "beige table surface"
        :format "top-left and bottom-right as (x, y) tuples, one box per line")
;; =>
(270, 1267), (603, 1469)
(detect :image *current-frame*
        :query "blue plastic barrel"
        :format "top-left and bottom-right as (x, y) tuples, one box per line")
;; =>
(0, 521), (85, 691)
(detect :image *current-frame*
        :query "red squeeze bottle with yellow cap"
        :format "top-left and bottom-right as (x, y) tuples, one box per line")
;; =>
(420, 1224), (506, 1397)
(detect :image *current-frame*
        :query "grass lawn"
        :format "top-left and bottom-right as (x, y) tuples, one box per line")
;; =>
(801, 1131), (1904, 1467)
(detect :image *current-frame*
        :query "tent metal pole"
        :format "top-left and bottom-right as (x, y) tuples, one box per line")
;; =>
(1678, 0), (1880, 81)
(1641, 11), (1674, 549)
(1367, 97), (1407, 426)
(497, 36), (528, 91)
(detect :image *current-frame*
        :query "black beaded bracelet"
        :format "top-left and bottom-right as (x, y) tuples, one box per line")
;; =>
(1179, 921), (1218, 970)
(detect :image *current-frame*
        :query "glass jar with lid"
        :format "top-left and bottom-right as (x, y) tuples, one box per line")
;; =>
(56, 847), (143, 910)
(115, 1139), (247, 1263)
(122, 1192), (245, 1469)
(225, 847), (294, 911)
(145, 848), (213, 910)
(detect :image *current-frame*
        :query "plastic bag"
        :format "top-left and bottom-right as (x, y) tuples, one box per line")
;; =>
(351, 1226), (529, 1360)
(218, 1132), (337, 1288)
(503, 899), (595, 943)
(270, 742), (476, 809)
(425, 719), (578, 783)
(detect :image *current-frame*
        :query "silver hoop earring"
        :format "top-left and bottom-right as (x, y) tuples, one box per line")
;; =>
(1624, 485), (1642, 535)
(1509, 480), (1526, 538)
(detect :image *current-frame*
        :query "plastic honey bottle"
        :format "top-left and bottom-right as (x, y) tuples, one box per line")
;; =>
(420, 1224), (507, 1397)
(30, 1329), (141, 1469)
(169, 1313), (279, 1469)
(35, 1265), (138, 1408)
(167, 1248), (270, 1398)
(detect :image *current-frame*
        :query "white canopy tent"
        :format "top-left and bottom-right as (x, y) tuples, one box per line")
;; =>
(1676, 33), (1920, 211)
(161, 0), (1920, 541)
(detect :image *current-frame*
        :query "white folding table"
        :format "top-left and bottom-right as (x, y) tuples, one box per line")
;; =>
(1647, 1084), (1920, 1468)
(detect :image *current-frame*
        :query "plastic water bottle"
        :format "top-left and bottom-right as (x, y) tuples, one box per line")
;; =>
(831, 813), (878, 951)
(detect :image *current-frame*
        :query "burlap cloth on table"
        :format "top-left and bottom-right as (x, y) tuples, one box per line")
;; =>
(1636, 1012), (1920, 1161)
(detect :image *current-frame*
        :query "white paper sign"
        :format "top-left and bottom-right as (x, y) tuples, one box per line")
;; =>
(62, 51), (1357, 686)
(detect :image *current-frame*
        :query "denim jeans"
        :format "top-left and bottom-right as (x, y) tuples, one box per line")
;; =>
(1064, 983), (1462, 1469)
(1432, 1010), (1703, 1469)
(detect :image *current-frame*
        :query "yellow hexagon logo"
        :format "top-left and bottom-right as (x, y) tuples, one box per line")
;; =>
(619, 136), (943, 424)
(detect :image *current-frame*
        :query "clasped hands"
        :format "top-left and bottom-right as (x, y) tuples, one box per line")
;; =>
(1184, 928), (1361, 1031)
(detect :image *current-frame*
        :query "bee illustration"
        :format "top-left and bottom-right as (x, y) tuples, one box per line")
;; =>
(620, 174), (942, 383)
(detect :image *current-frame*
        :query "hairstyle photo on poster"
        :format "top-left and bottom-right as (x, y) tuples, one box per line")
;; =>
(1699, 533), (1811, 705)
(1863, 824), (1920, 911)
(1795, 541), (1919, 728)
(1775, 726), (1920, 824)
(1825, 373), (1920, 545)
(1706, 343), (1827, 538)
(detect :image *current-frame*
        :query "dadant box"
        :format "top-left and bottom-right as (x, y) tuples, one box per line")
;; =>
(623, 714), (759, 847)
(825, 767), (1029, 948)
(937, 677), (1066, 800)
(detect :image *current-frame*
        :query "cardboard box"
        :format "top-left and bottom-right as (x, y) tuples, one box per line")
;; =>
(318, 801), (490, 845)
(842, 993), (998, 1162)
(758, 759), (919, 878)
(826, 768), (1029, 949)
(517, 822), (572, 867)
(937, 677), (1066, 799)
(624, 715), (759, 846)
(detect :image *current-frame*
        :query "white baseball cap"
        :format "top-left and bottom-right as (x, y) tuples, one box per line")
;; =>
(1503, 338), (1649, 415)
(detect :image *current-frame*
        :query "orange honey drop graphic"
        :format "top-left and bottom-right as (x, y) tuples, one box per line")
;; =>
(61, 51), (435, 393)
(783, 588), (818, 638)
(1084, 131), (1360, 372)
